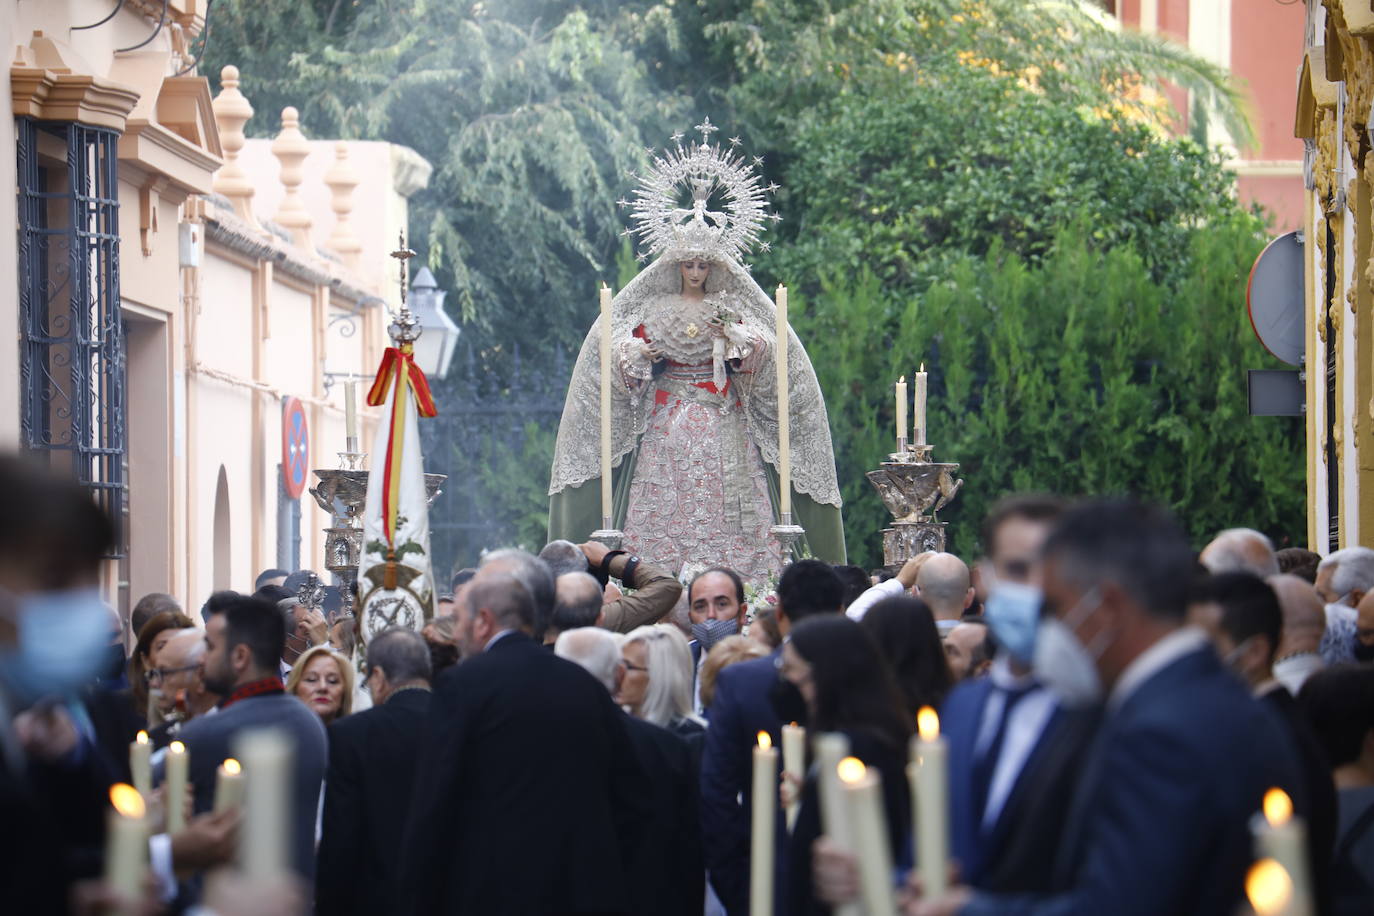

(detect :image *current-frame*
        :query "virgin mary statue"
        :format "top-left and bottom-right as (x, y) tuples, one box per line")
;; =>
(548, 122), (844, 583)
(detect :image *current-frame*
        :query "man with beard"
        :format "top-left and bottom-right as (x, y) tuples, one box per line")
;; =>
(177, 593), (327, 882)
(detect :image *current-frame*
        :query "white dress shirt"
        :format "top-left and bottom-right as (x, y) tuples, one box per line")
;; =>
(844, 578), (905, 621)
(973, 656), (1058, 829)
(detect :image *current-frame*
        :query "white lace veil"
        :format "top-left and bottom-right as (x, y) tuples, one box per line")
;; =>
(549, 253), (842, 508)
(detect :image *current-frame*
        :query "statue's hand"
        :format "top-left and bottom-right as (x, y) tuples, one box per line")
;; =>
(640, 341), (665, 361)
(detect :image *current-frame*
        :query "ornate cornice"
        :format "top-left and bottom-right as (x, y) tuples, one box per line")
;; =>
(11, 67), (141, 132)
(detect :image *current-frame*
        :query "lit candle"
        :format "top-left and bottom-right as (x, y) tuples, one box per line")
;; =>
(237, 729), (291, 879)
(911, 706), (949, 897)
(1252, 788), (1311, 916)
(213, 758), (244, 813)
(895, 376), (908, 450)
(782, 722), (805, 830)
(814, 733), (861, 916)
(104, 783), (148, 913)
(775, 285), (791, 516)
(129, 730), (152, 799)
(1247, 858), (1295, 916)
(914, 363), (928, 447)
(838, 757), (896, 916)
(599, 284), (614, 522)
(165, 740), (189, 833)
(751, 731), (777, 916)
(344, 381), (358, 446)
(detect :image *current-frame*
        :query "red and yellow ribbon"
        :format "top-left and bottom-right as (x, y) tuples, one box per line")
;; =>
(367, 344), (437, 553)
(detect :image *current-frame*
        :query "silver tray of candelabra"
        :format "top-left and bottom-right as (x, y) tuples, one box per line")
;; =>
(865, 446), (962, 563)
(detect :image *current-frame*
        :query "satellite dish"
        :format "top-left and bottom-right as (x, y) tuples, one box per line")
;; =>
(1247, 231), (1305, 366)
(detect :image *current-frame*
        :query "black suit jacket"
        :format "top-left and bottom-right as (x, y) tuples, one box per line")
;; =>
(400, 632), (651, 915)
(964, 646), (1306, 916)
(623, 714), (705, 916)
(315, 688), (431, 916)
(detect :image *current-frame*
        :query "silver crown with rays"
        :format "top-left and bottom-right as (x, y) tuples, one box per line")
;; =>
(618, 118), (781, 267)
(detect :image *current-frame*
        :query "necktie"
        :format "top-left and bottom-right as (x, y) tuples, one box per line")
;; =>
(970, 683), (1036, 834)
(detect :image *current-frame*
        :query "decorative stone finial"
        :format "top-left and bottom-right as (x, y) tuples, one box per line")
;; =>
(324, 141), (362, 267)
(271, 106), (314, 250)
(211, 65), (257, 224)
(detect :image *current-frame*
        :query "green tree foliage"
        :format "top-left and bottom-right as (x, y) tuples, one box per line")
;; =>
(794, 215), (1304, 565)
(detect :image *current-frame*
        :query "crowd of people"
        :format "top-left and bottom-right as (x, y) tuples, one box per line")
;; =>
(4, 451), (1374, 915)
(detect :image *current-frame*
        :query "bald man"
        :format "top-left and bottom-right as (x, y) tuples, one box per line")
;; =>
(1200, 528), (1280, 578)
(1268, 574), (1328, 695)
(916, 553), (975, 635)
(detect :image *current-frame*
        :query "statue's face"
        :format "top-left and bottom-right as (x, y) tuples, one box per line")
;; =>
(679, 259), (711, 291)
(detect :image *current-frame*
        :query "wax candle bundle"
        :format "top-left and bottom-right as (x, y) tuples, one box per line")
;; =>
(165, 741), (190, 833)
(104, 783), (148, 916)
(909, 706), (949, 897)
(129, 730), (152, 799)
(750, 731), (778, 915)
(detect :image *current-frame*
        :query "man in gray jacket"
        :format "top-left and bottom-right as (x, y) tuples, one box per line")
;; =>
(180, 593), (327, 881)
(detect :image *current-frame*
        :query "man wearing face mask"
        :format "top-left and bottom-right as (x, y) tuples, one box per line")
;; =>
(686, 567), (748, 713)
(1195, 571), (1337, 916)
(701, 559), (844, 916)
(0, 454), (128, 913)
(913, 500), (1307, 916)
(937, 494), (1099, 894)
(1315, 547), (1374, 664)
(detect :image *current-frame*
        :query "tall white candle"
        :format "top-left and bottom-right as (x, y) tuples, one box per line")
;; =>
(104, 783), (148, 914)
(1247, 858), (1295, 916)
(129, 730), (152, 800)
(815, 733), (861, 916)
(213, 758), (244, 813)
(600, 284), (614, 522)
(838, 757), (896, 916)
(914, 363), (928, 447)
(1252, 788), (1311, 916)
(896, 376), (908, 449)
(775, 285), (791, 516)
(782, 722), (805, 830)
(237, 729), (291, 879)
(751, 731), (778, 916)
(165, 741), (189, 833)
(344, 381), (358, 444)
(912, 706), (949, 897)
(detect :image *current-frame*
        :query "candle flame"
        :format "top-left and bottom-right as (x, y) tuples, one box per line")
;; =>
(169, 740), (186, 755)
(919, 362), (925, 372)
(1263, 788), (1293, 827)
(109, 783), (146, 818)
(222, 758), (242, 775)
(135, 730), (149, 745)
(899, 375), (905, 384)
(917, 706), (940, 740)
(837, 757), (867, 784)
(757, 731), (772, 751)
(1245, 858), (1293, 915)
(789, 721), (798, 728)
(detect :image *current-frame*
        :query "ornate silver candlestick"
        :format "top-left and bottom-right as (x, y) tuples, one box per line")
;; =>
(866, 444), (963, 567)
(770, 512), (806, 570)
(590, 517), (624, 551)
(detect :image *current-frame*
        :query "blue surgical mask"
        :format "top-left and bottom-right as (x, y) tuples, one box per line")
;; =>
(983, 582), (1043, 664)
(0, 586), (114, 703)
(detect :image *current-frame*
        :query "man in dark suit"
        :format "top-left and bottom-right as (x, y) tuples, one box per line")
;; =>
(700, 559), (844, 915)
(556, 626), (705, 916)
(914, 501), (1307, 916)
(316, 626), (433, 916)
(400, 567), (650, 915)
(1196, 570), (1338, 916)
(179, 594), (327, 883)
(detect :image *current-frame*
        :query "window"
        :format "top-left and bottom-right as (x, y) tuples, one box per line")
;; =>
(17, 118), (127, 556)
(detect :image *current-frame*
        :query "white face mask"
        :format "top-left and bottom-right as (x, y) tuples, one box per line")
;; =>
(1033, 587), (1108, 707)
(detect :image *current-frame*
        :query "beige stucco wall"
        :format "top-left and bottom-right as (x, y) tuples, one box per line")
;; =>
(3, 2), (431, 616)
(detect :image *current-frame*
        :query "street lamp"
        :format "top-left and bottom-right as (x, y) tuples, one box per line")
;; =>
(407, 266), (460, 379)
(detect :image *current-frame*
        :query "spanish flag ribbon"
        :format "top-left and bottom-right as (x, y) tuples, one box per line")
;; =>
(366, 345), (438, 417)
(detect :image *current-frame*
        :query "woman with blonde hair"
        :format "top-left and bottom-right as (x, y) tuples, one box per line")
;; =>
(618, 624), (705, 750)
(286, 645), (354, 726)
